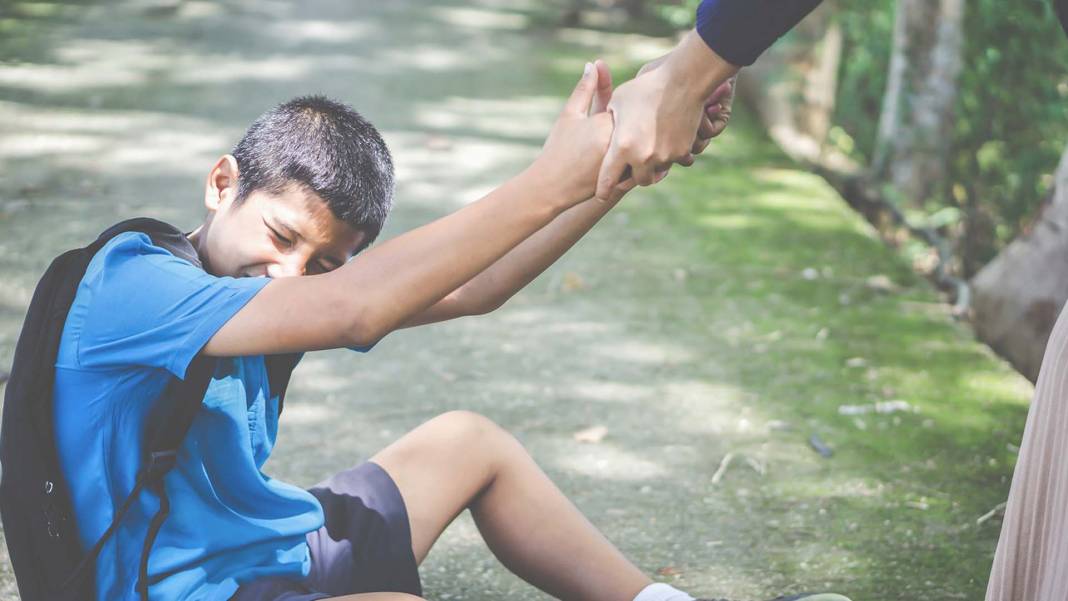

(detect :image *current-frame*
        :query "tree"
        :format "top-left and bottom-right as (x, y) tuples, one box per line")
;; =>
(970, 145), (1068, 383)
(871, 0), (964, 206)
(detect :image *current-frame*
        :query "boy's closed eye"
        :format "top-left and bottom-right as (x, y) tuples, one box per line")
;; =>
(262, 217), (336, 275)
(266, 221), (293, 248)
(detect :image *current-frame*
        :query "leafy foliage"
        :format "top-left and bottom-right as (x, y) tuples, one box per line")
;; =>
(645, 0), (1068, 274)
(835, 0), (1068, 271)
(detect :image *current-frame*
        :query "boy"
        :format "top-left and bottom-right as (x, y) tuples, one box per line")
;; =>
(52, 59), (847, 601)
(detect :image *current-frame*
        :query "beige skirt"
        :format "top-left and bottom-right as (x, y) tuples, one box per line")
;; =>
(987, 302), (1068, 600)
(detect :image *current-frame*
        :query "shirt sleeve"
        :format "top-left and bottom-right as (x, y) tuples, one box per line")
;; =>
(74, 232), (270, 379)
(695, 0), (823, 67)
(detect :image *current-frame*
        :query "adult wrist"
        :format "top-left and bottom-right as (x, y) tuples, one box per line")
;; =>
(664, 30), (739, 106)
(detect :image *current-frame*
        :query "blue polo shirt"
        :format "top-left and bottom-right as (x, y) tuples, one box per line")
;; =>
(53, 231), (323, 600)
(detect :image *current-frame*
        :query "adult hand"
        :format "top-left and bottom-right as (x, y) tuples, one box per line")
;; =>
(595, 31), (739, 202)
(635, 55), (736, 168)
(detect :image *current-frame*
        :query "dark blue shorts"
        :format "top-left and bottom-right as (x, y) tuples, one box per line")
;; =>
(231, 461), (422, 600)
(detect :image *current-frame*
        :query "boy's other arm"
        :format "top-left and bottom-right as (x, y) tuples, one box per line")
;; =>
(202, 68), (611, 357)
(398, 194), (621, 327)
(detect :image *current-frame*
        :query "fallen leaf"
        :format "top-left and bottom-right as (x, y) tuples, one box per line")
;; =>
(424, 135), (453, 151)
(561, 272), (586, 292)
(656, 566), (682, 577)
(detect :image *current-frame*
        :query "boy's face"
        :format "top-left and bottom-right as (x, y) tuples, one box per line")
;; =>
(195, 155), (367, 279)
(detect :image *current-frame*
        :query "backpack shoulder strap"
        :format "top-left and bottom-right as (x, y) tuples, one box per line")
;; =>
(99, 218), (203, 269)
(134, 352), (214, 597)
(265, 353), (302, 416)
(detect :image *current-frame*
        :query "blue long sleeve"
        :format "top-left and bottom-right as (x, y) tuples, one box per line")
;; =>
(695, 0), (823, 66)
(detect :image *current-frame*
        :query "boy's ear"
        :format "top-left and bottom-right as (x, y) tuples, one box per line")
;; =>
(205, 154), (241, 212)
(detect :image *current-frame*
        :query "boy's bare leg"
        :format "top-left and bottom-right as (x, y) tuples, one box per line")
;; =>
(371, 411), (653, 601)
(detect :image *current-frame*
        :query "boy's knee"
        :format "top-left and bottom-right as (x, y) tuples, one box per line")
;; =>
(432, 410), (516, 452)
(435, 409), (501, 438)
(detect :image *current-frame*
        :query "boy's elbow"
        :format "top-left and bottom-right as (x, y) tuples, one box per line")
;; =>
(344, 306), (387, 348)
(465, 294), (508, 316)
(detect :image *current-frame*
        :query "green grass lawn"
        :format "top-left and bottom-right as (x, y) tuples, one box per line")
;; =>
(519, 33), (1035, 598)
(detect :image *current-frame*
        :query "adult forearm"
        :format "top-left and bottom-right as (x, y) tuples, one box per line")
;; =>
(338, 166), (569, 343)
(458, 196), (621, 313)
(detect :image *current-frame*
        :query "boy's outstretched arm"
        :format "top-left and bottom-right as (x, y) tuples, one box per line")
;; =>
(399, 61), (627, 327)
(398, 193), (622, 327)
(203, 65), (612, 357)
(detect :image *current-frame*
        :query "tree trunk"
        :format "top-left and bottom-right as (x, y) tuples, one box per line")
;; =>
(970, 144), (1068, 384)
(871, 0), (964, 205)
(737, 1), (846, 167)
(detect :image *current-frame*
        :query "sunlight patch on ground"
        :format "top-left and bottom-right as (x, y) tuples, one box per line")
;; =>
(0, 38), (167, 93)
(380, 44), (480, 72)
(696, 213), (759, 230)
(568, 380), (652, 404)
(276, 403), (335, 426)
(0, 132), (103, 158)
(170, 54), (314, 84)
(0, 102), (229, 176)
(411, 95), (558, 139)
(268, 19), (372, 44)
(587, 339), (695, 366)
(389, 131), (534, 209)
(429, 6), (529, 30)
(554, 442), (667, 481)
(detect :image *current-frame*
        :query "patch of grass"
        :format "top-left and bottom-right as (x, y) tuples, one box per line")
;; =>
(535, 30), (1032, 600)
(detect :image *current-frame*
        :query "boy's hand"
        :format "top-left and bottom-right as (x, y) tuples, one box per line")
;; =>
(534, 59), (618, 208)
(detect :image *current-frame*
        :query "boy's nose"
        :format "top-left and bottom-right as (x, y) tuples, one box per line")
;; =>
(266, 256), (306, 278)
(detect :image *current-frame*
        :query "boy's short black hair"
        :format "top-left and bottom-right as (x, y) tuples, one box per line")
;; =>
(232, 95), (394, 247)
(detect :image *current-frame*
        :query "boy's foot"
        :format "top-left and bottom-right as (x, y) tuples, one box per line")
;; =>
(767, 595), (853, 601)
(697, 595), (852, 601)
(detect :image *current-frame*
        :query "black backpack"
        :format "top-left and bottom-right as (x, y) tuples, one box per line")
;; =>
(0, 218), (300, 601)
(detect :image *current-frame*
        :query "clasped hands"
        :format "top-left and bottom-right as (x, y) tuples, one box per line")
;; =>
(596, 56), (736, 202)
(538, 32), (739, 209)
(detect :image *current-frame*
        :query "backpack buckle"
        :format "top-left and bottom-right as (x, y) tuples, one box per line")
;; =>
(144, 450), (178, 479)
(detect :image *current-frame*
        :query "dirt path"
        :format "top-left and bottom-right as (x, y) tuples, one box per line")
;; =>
(0, 1), (1035, 600)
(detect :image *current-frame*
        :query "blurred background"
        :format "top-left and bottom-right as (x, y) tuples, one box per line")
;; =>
(1, 0), (1065, 599)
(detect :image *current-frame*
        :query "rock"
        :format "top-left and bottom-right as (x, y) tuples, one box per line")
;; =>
(766, 420), (793, 432)
(808, 434), (834, 458)
(866, 274), (899, 293)
(572, 425), (608, 443)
